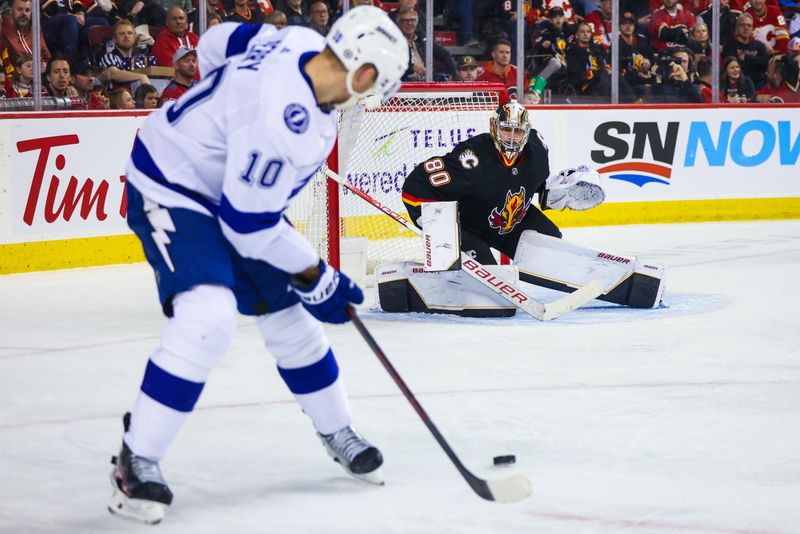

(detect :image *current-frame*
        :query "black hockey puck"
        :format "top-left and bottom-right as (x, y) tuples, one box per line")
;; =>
(493, 455), (516, 465)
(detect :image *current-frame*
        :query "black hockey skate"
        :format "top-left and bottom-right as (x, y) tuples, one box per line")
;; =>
(318, 426), (384, 485)
(108, 413), (173, 524)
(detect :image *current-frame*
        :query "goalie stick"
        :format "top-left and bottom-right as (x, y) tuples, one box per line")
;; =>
(323, 167), (602, 321)
(347, 306), (532, 502)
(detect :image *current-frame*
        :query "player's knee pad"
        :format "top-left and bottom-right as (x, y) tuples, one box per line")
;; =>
(256, 303), (330, 369)
(155, 284), (238, 380)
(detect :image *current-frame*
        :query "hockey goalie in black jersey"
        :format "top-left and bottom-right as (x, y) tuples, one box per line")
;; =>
(374, 100), (666, 317)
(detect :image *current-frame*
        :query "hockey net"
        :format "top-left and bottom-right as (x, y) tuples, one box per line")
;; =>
(286, 82), (504, 276)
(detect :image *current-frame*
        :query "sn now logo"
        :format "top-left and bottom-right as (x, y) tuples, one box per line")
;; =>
(590, 120), (800, 187)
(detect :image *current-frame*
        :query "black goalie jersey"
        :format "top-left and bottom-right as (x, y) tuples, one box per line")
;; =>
(401, 131), (561, 262)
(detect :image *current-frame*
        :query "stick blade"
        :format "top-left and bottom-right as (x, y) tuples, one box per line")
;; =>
(486, 474), (533, 502)
(542, 279), (604, 321)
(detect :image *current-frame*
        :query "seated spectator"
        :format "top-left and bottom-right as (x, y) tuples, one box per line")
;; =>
(455, 55), (480, 81)
(99, 20), (155, 89)
(619, 11), (655, 101)
(755, 54), (800, 102)
(477, 38), (528, 96)
(694, 55), (717, 102)
(650, 45), (702, 102)
(3, 53), (39, 97)
(71, 60), (110, 109)
(529, 7), (572, 85)
(308, 1), (329, 35)
(116, 0), (166, 27)
(134, 82), (159, 108)
(398, 7), (456, 82)
(649, 0), (696, 52)
(0, 0), (51, 71)
(722, 13), (771, 89)
(85, 0), (123, 28)
(266, 10), (288, 29)
(41, 0), (110, 65)
(720, 55), (756, 101)
(687, 21), (711, 63)
(565, 22), (608, 97)
(207, 13), (224, 27)
(585, 0), (613, 50)
(276, 0), (309, 26)
(152, 6), (199, 68)
(45, 54), (76, 98)
(109, 86), (135, 108)
(389, 0), (425, 40)
(225, 0), (266, 24)
(746, 0), (790, 54)
(159, 46), (196, 104)
(622, 0), (654, 33)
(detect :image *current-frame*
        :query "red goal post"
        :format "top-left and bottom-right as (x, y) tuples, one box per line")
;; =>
(286, 82), (505, 274)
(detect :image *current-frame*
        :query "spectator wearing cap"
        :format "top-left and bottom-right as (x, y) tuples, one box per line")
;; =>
(477, 38), (529, 95)
(71, 60), (110, 109)
(307, 1), (329, 35)
(99, 19), (155, 90)
(649, 0), (696, 52)
(397, 7), (456, 82)
(151, 6), (199, 69)
(619, 11), (655, 100)
(455, 55), (480, 81)
(225, 0), (266, 24)
(529, 7), (572, 85)
(585, 0), (613, 50)
(0, 0), (51, 72)
(159, 46), (196, 105)
(722, 13), (771, 89)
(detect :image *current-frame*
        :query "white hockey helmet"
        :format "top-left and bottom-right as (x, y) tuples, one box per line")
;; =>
(326, 5), (409, 102)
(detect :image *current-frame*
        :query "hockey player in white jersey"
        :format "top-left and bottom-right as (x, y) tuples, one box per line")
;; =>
(108, 6), (408, 524)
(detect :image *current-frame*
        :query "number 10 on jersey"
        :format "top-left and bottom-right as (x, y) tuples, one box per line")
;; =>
(241, 151), (283, 188)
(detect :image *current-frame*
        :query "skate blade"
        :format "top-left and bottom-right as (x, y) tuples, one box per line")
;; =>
(108, 477), (167, 524)
(349, 466), (384, 486)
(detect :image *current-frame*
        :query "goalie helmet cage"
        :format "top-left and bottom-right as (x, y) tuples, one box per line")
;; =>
(286, 82), (505, 272)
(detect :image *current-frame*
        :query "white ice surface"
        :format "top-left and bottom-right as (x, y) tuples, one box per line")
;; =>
(1, 221), (799, 534)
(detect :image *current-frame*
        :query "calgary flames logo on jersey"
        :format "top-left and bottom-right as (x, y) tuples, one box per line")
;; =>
(488, 187), (531, 235)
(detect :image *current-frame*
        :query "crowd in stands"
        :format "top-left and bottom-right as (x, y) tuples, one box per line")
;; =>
(1, 0), (798, 108)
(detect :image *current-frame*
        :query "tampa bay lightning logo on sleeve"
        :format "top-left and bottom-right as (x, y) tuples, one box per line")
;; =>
(284, 103), (310, 134)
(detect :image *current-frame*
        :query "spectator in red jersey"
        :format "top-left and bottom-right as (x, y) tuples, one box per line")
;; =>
(694, 55), (717, 102)
(720, 55), (756, 101)
(755, 54), (800, 102)
(0, 0), (51, 72)
(477, 38), (529, 97)
(722, 13), (772, 89)
(109, 86), (135, 108)
(585, 0), (612, 50)
(152, 6), (199, 69)
(565, 21), (609, 97)
(746, 0), (790, 54)
(649, 0), (696, 52)
(159, 46), (196, 105)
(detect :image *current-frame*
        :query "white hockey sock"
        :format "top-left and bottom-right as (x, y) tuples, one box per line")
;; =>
(125, 391), (189, 461)
(293, 377), (352, 435)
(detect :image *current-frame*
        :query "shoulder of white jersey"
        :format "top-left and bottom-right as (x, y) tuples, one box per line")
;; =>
(197, 22), (281, 76)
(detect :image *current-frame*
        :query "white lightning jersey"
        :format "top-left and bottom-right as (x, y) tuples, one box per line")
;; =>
(126, 23), (336, 274)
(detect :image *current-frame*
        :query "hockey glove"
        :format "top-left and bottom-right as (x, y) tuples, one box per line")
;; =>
(290, 260), (364, 324)
(544, 165), (605, 211)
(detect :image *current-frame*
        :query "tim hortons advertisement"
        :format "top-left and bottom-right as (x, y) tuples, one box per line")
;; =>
(0, 115), (146, 244)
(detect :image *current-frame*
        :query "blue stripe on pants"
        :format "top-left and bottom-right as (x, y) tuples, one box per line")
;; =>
(140, 360), (205, 412)
(278, 349), (339, 395)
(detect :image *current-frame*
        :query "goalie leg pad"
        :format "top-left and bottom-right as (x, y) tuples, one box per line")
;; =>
(514, 231), (666, 308)
(375, 262), (517, 318)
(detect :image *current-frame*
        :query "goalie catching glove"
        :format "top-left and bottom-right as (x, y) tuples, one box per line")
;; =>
(290, 260), (364, 324)
(544, 165), (605, 211)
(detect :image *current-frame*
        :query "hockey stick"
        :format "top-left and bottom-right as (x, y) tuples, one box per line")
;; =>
(346, 306), (532, 502)
(324, 167), (602, 321)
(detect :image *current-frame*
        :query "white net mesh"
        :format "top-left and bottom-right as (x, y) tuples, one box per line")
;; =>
(286, 84), (502, 273)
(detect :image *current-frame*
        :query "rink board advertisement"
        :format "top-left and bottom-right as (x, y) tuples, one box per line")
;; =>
(1, 106), (799, 274)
